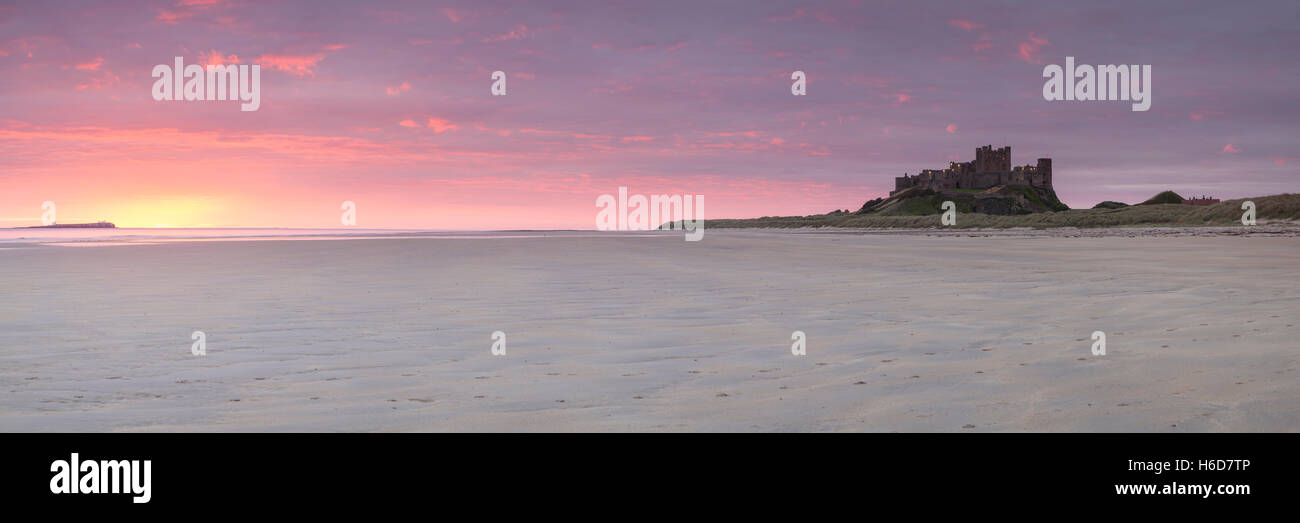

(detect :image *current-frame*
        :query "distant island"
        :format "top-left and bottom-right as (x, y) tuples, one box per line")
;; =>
(22, 221), (116, 229)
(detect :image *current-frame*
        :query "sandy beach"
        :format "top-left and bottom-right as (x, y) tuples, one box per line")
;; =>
(1, 230), (1296, 432)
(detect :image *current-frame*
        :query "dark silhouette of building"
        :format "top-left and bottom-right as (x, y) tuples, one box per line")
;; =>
(1182, 196), (1220, 206)
(892, 145), (1053, 195)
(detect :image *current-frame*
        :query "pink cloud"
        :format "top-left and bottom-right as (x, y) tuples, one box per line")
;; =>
(708, 131), (762, 138)
(948, 19), (984, 31)
(1018, 32), (1049, 63)
(484, 24), (528, 42)
(621, 136), (655, 142)
(945, 124), (958, 133)
(1222, 144), (1241, 153)
(75, 57), (103, 71)
(256, 53), (325, 76)
(198, 49), (239, 67)
(398, 120), (419, 128)
(76, 72), (120, 90)
(155, 10), (193, 24)
(155, 1), (228, 25)
(386, 82), (411, 96)
(442, 8), (465, 23)
(426, 118), (458, 133)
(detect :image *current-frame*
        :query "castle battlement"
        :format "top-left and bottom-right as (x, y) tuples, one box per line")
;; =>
(892, 145), (1052, 196)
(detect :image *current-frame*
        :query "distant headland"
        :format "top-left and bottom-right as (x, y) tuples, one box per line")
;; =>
(862, 145), (1068, 216)
(663, 144), (1300, 229)
(22, 221), (116, 229)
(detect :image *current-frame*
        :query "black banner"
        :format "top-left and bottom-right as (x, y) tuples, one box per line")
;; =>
(1, 433), (1290, 513)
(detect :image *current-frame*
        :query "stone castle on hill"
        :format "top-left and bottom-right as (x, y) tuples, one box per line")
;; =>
(892, 145), (1052, 195)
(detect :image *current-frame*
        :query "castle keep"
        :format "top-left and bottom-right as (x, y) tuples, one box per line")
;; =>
(892, 145), (1052, 195)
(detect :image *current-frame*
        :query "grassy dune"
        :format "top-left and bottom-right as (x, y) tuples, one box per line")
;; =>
(691, 193), (1300, 229)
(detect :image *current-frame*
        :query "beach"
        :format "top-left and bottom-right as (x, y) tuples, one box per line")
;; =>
(1, 229), (1297, 432)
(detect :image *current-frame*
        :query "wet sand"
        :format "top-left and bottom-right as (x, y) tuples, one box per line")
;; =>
(1, 230), (1297, 431)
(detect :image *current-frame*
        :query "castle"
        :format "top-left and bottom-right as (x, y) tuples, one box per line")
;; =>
(892, 145), (1052, 195)
(1182, 196), (1220, 206)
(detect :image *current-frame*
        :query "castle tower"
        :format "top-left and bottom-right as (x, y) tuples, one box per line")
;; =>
(1036, 158), (1052, 187)
(974, 145), (1011, 173)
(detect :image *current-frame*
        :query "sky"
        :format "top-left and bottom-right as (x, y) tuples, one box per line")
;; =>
(1, 0), (1297, 229)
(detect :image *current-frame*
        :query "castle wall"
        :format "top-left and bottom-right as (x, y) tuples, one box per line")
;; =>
(892, 147), (1054, 194)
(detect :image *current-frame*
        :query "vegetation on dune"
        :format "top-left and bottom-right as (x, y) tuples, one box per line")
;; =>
(1092, 200), (1130, 209)
(676, 193), (1300, 230)
(1008, 184), (1070, 212)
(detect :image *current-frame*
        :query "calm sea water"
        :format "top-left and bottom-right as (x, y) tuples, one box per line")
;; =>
(0, 228), (659, 245)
